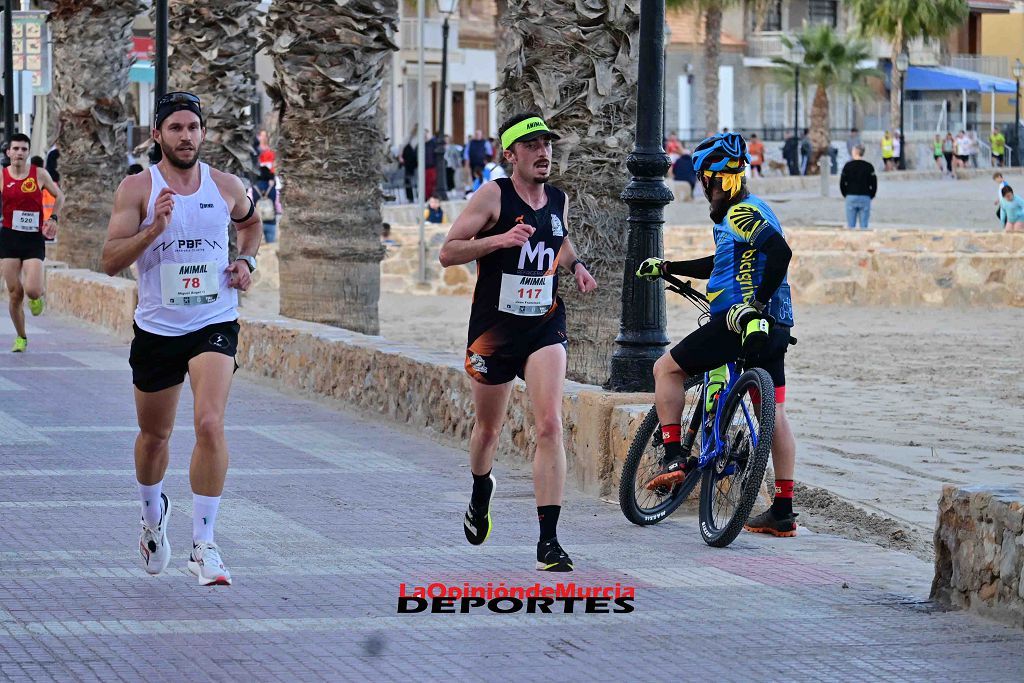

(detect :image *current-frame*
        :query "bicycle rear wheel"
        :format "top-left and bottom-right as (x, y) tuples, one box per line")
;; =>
(619, 377), (703, 525)
(698, 367), (775, 547)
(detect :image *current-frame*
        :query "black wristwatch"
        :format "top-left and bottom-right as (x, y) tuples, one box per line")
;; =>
(571, 258), (587, 274)
(49, 215), (58, 223)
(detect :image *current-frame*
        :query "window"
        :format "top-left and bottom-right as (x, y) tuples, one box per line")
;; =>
(808, 0), (838, 27)
(763, 83), (786, 128)
(751, 0), (783, 32)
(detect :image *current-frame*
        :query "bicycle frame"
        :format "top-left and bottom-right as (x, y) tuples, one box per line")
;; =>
(696, 362), (760, 470)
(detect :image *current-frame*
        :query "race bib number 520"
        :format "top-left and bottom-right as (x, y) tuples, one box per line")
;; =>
(498, 273), (553, 316)
(159, 262), (219, 306)
(12, 211), (39, 232)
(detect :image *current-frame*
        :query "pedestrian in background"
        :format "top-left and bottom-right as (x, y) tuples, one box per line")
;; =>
(747, 134), (765, 177)
(840, 144), (876, 230)
(799, 128), (811, 175)
(942, 132), (955, 174)
(932, 135), (945, 173)
(671, 143), (696, 201)
(782, 132), (799, 176)
(846, 128), (861, 159)
(881, 131), (895, 171)
(253, 166), (278, 243)
(999, 184), (1024, 232)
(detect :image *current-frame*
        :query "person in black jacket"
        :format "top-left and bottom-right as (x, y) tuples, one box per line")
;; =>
(839, 144), (877, 229)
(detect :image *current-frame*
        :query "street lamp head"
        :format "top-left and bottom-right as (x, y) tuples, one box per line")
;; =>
(895, 52), (910, 73)
(436, 0), (459, 15)
(1014, 58), (1023, 79)
(791, 41), (805, 64)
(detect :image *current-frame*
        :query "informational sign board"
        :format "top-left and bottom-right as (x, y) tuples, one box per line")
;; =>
(0, 10), (52, 96)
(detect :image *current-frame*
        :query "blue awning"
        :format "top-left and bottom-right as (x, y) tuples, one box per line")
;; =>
(130, 60), (154, 84)
(887, 63), (1017, 93)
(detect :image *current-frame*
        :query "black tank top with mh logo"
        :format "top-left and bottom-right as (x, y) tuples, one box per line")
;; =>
(471, 177), (567, 324)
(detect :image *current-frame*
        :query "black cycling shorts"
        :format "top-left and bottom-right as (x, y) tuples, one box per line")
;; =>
(130, 320), (239, 393)
(0, 229), (45, 261)
(465, 304), (567, 385)
(670, 314), (791, 395)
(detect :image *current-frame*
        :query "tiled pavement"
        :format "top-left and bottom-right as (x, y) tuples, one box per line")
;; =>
(1, 314), (1022, 682)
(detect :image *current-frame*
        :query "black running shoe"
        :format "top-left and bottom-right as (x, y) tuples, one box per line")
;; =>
(463, 474), (496, 545)
(536, 538), (573, 572)
(743, 509), (799, 537)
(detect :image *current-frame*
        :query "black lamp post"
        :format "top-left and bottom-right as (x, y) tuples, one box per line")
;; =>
(896, 52), (909, 170)
(3, 0), (13, 144)
(433, 0), (458, 201)
(609, 0), (672, 392)
(149, 0), (169, 164)
(1014, 59), (1022, 168)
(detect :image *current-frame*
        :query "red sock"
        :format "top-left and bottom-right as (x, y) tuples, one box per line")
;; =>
(661, 424), (681, 461)
(772, 479), (794, 517)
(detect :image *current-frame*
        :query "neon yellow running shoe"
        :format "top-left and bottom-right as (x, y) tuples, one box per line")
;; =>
(28, 297), (44, 317)
(11, 336), (27, 352)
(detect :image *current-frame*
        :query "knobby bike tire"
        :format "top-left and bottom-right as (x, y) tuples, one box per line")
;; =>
(698, 367), (775, 547)
(619, 377), (703, 526)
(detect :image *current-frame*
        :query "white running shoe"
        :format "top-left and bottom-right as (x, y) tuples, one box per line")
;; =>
(139, 493), (171, 575)
(188, 541), (232, 586)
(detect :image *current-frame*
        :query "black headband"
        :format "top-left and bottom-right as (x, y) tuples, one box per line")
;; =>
(154, 92), (204, 130)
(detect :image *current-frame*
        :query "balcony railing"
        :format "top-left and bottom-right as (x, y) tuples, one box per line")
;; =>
(746, 32), (788, 60)
(397, 18), (459, 53)
(945, 54), (1010, 78)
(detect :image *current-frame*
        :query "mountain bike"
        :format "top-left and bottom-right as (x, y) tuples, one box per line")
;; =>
(618, 272), (783, 547)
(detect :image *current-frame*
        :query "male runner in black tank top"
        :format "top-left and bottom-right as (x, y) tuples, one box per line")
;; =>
(440, 112), (597, 572)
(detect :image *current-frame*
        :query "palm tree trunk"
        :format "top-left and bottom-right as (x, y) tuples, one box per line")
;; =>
(169, 1), (259, 262)
(703, 7), (723, 134)
(499, 0), (639, 386)
(263, 1), (396, 335)
(168, 1), (259, 178)
(808, 83), (830, 175)
(889, 20), (904, 136)
(50, 0), (144, 271)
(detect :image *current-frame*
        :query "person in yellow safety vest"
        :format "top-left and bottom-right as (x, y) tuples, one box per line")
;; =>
(990, 128), (1006, 168)
(880, 131), (895, 172)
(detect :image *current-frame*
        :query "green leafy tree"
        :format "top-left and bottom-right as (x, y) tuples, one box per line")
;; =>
(774, 25), (880, 173)
(850, 0), (969, 134)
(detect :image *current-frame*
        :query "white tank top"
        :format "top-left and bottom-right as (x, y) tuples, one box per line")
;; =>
(134, 163), (237, 335)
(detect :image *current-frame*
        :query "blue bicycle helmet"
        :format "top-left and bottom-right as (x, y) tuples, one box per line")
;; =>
(691, 133), (751, 173)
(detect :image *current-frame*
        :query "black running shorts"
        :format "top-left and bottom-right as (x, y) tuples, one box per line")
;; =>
(465, 304), (567, 385)
(0, 229), (45, 261)
(669, 315), (791, 392)
(130, 320), (240, 393)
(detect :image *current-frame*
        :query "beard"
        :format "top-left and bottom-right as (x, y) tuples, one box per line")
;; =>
(160, 140), (201, 169)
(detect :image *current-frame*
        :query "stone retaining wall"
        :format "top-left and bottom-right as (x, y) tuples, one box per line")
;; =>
(932, 485), (1024, 628)
(375, 226), (1024, 306)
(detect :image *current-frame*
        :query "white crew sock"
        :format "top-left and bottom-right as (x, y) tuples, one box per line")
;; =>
(192, 494), (221, 544)
(138, 481), (163, 527)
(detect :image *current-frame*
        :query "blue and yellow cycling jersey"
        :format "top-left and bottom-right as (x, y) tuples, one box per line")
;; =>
(706, 194), (795, 326)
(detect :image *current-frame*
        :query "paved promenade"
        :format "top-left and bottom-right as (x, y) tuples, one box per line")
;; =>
(1, 314), (1022, 681)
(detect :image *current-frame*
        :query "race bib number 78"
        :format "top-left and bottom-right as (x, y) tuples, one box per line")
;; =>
(160, 262), (219, 306)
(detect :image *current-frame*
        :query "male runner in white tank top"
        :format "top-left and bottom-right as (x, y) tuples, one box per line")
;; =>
(101, 92), (262, 585)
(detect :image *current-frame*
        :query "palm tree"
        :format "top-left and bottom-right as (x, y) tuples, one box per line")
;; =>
(262, 0), (397, 335)
(667, 0), (741, 134)
(49, 0), (144, 271)
(774, 25), (879, 174)
(168, 1), (259, 178)
(850, 0), (969, 133)
(497, 1), (639, 385)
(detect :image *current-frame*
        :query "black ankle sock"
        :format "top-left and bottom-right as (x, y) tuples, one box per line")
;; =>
(770, 495), (793, 519)
(470, 470), (493, 508)
(537, 505), (560, 542)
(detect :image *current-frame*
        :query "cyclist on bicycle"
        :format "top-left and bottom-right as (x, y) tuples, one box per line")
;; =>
(636, 132), (799, 537)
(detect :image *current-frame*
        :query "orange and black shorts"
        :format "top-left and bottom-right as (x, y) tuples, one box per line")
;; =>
(465, 304), (567, 385)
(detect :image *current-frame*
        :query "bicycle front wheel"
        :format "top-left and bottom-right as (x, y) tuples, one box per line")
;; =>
(619, 377), (703, 525)
(698, 367), (775, 547)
